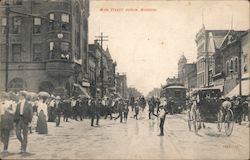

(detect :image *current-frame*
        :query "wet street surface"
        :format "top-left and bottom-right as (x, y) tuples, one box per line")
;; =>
(1, 110), (249, 159)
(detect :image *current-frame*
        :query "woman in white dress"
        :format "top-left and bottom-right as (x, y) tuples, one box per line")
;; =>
(36, 96), (48, 134)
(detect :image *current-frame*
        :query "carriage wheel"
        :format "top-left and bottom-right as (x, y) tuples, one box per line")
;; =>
(224, 109), (234, 136)
(187, 110), (192, 131)
(193, 112), (200, 134)
(217, 110), (223, 132)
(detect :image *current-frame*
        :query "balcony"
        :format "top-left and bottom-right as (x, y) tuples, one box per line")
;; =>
(45, 59), (75, 78)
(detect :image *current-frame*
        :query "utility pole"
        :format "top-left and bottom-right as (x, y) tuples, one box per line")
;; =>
(238, 40), (242, 97)
(95, 32), (108, 98)
(5, 4), (10, 92)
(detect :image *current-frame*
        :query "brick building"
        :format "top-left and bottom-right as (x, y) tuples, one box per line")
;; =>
(195, 26), (229, 88)
(0, 0), (89, 96)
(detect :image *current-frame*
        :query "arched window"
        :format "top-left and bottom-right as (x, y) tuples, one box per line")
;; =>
(234, 57), (238, 73)
(226, 61), (230, 75)
(230, 59), (234, 72)
(8, 78), (27, 92)
(38, 81), (54, 94)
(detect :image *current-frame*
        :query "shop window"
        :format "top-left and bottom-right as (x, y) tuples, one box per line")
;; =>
(12, 16), (21, 34)
(33, 17), (41, 34)
(33, 44), (42, 61)
(12, 44), (21, 62)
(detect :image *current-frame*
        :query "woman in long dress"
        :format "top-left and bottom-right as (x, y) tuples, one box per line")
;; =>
(36, 97), (48, 134)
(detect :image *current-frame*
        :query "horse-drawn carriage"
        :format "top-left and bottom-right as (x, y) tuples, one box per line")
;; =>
(187, 88), (234, 136)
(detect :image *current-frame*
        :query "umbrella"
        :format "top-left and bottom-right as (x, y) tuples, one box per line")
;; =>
(38, 91), (50, 98)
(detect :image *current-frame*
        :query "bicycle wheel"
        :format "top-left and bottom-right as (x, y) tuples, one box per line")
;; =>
(217, 110), (223, 132)
(224, 109), (234, 136)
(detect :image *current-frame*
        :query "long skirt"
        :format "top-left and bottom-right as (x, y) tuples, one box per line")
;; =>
(36, 110), (48, 134)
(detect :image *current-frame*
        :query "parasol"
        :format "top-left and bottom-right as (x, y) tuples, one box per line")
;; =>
(38, 91), (50, 98)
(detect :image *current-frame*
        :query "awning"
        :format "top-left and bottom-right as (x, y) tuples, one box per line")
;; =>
(226, 80), (250, 97)
(73, 83), (90, 98)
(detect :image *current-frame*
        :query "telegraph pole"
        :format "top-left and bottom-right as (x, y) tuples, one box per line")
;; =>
(5, 4), (10, 92)
(95, 32), (108, 98)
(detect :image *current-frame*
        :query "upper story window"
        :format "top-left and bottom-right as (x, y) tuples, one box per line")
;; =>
(12, 16), (21, 34)
(33, 17), (41, 34)
(33, 44), (42, 62)
(234, 57), (238, 73)
(1, 18), (7, 34)
(12, 44), (21, 62)
(61, 13), (70, 31)
(230, 59), (234, 72)
(226, 61), (229, 76)
(13, 0), (22, 5)
(48, 13), (55, 31)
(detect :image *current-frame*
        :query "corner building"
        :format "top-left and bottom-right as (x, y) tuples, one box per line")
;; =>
(0, 0), (89, 96)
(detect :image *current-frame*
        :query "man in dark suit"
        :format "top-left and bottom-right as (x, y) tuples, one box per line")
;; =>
(14, 91), (33, 153)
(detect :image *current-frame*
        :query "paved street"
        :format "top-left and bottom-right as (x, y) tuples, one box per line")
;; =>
(1, 109), (249, 160)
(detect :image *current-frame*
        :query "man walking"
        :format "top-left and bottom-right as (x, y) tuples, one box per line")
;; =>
(158, 99), (167, 136)
(14, 91), (33, 153)
(114, 99), (124, 123)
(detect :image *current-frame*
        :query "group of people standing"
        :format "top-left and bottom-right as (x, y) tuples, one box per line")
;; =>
(0, 91), (49, 154)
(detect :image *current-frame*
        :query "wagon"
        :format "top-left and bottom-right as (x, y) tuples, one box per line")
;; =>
(187, 88), (234, 136)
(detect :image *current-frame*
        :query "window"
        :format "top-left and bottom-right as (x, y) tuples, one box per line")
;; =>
(12, 17), (21, 34)
(230, 59), (234, 72)
(61, 42), (69, 52)
(175, 91), (181, 98)
(48, 13), (55, 30)
(60, 42), (70, 59)
(33, 44), (42, 61)
(0, 44), (6, 62)
(226, 61), (230, 75)
(12, 44), (21, 62)
(61, 13), (69, 23)
(49, 42), (54, 51)
(61, 13), (70, 31)
(8, 78), (26, 92)
(33, 17), (41, 34)
(1, 18), (7, 34)
(234, 58), (238, 73)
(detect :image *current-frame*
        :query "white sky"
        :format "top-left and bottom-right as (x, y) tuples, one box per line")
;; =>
(88, 0), (249, 95)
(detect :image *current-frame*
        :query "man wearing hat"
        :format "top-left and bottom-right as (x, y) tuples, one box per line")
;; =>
(158, 98), (167, 136)
(55, 96), (62, 126)
(14, 91), (33, 153)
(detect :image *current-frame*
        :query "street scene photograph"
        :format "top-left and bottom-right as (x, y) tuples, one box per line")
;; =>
(0, 0), (249, 159)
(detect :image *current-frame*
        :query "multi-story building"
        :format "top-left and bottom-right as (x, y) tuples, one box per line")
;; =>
(213, 30), (249, 96)
(127, 87), (142, 99)
(88, 40), (117, 97)
(178, 54), (187, 84)
(147, 88), (161, 98)
(0, 0), (89, 96)
(116, 73), (127, 98)
(195, 26), (229, 88)
(183, 63), (197, 93)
